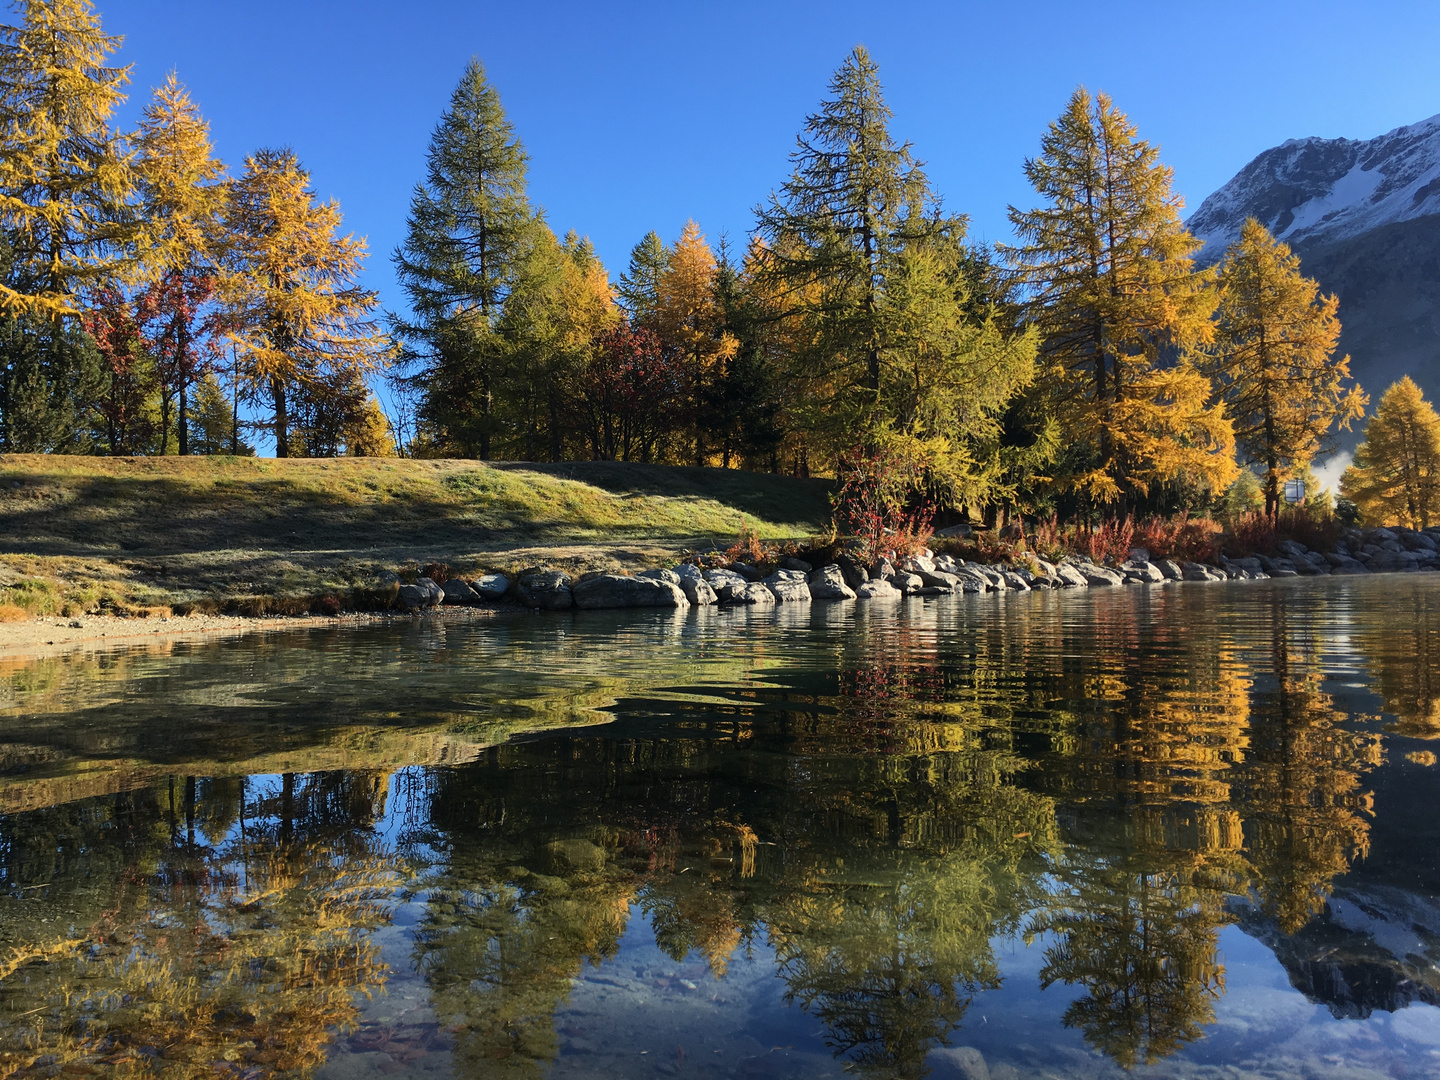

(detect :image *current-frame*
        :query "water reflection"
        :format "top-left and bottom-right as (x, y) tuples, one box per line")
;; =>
(0, 578), (1435, 1078)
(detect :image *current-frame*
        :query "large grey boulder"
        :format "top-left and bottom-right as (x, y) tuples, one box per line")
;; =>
(1276, 539), (1312, 560)
(835, 556), (870, 591)
(472, 572), (510, 600)
(857, 578), (902, 600)
(572, 574), (689, 609)
(441, 578), (479, 605)
(808, 565), (856, 600)
(681, 577), (718, 605)
(1154, 558), (1184, 581)
(1182, 562), (1225, 582)
(728, 562), (763, 581)
(918, 569), (962, 590)
(1054, 562), (1090, 588)
(965, 563), (1006, 590)
(894, 572), (925, 595)
(397, 582), (438, 612)
(517, 570), (573, 610)
(638, 567), (681, 585)
(719, 581), (776, 605)
(1072, 561), (1125, 586)
(1121, 559), (1165, 584)
(762, 571), (812, 602)
(779, 556), (813, 573)
(704, 567), (749, 590)
(930, 1045), (991, 1080)
(947, 567), (989, 592)
(1000, 570), (1031, 590)
(901, 554), (936, 574)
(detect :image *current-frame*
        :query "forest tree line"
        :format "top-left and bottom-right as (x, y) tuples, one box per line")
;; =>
(3, 0), (1431, 526)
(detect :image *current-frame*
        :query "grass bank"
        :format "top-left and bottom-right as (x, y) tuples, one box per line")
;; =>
(0, 455), (833, 619)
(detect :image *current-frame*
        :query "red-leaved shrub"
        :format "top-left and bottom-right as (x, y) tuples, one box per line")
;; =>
(1133, 513), (1223, 562)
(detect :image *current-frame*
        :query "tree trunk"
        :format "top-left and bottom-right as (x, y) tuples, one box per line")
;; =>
(479, 369), (492, 460)
(177, 378), (189, 456)
(272, 376), (289, 458)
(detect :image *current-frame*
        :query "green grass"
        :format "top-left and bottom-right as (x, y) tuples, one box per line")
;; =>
(0, 455), (834, 616)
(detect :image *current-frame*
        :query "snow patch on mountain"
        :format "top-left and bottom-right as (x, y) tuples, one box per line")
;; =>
(1189, 112), (1440, 261)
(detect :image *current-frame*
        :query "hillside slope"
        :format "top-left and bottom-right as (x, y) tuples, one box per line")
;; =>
(0, 456), (834, 615)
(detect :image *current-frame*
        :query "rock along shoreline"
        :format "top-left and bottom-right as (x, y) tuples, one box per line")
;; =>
(383, 523), (1440, 615)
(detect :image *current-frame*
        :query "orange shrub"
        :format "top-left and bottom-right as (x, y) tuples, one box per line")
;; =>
(1134, 513), (1223, 562)
(0, 604), (28, 623)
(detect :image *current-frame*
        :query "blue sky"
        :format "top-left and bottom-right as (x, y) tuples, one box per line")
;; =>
(103, 1), (1440, 316)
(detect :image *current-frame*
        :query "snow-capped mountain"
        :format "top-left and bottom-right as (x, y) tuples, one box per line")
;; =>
(1186, 112), (1440, 430)
(1189, 113), (1440, 261)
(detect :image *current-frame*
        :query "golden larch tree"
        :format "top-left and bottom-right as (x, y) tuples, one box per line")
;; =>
(653, 220), (736, 465)
(0, 0), (135, 317)
(1206, 218), (1365, 515)
(218, 148), (393, 457)
(1005, 88), (1234, 506)
(132, 72), (228, 454)
(1341, 376), (1440, 528)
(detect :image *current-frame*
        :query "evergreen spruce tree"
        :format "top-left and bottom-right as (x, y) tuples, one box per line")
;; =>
(219, 148), (392, 457)
(1206, 218), (1365, 515)
(0, 0), (134, 450)
(617, 230), (670, 324)
(1341, 377), (1440, 528)
(392, 58), (534, 458)
(133, 73), (228, 455)
(1005, 88), (1234, 507)
(757, 47), (1035, 504)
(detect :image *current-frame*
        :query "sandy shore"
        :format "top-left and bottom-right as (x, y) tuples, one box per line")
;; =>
(0, 607), (498, 660)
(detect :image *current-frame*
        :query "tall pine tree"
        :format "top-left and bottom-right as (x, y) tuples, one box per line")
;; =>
(1005, 88), (1233, 508)
(617, 230), (670, 324)
(1206, 218), (1366, 515)
(219, 148), (392, 458)
(757, 47), (1035, 504)
(392, 58), (534, 458)
(0, 0), (133, 450)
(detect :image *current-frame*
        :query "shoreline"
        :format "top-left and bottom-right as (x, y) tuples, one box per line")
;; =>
(0, 606), (500, 662)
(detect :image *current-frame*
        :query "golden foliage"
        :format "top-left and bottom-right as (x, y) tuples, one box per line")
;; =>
(1342, 376), (1440, 528)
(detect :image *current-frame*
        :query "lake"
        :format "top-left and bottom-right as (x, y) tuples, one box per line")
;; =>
(2, 575), (1439, 1080)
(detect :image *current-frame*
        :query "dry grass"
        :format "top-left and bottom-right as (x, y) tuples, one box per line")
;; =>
(0, 604), (25, 623)
(0, 455), (833, 618)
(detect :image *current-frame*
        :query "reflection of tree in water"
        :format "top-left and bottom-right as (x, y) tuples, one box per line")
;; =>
(1357, 585), (1440, 740)
(0, 770), (400, 1077)
(399, 621), (1060, 1080)
(1029, 836), (1236, 1068)
(1235, 600), (1380, 932)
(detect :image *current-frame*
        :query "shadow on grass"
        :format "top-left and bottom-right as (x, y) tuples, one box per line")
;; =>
(0, 460), (833, 559)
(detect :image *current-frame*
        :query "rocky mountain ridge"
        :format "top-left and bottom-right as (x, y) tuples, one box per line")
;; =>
(1186, 112), (1440, 427)
(1189, 112), (1440, 258)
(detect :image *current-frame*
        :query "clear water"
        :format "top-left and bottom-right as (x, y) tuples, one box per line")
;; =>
(3, 576), (1440, 1079)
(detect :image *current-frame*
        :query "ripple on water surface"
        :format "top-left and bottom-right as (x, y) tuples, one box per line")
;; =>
(1, 575), (1440, 1079)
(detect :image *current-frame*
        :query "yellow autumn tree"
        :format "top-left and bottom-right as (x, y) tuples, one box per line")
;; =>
(1341, 376), (1440, 528)
(653, 220), (736, 465)
(218, 148), (393, 457)
(1005, 88), (1234, 506)
(0, 0), (135, 317)
(132, 72), (228, 454)
(1206, 218), (1365, 515)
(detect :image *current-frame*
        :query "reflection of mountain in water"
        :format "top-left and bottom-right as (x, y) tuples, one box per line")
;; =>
(1233, 885), (1440, 1019)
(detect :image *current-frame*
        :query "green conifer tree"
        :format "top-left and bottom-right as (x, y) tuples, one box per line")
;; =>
(392, 58), (535, 459)
(617, 230), (670, 324)
(756, 47), (1035, 506)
